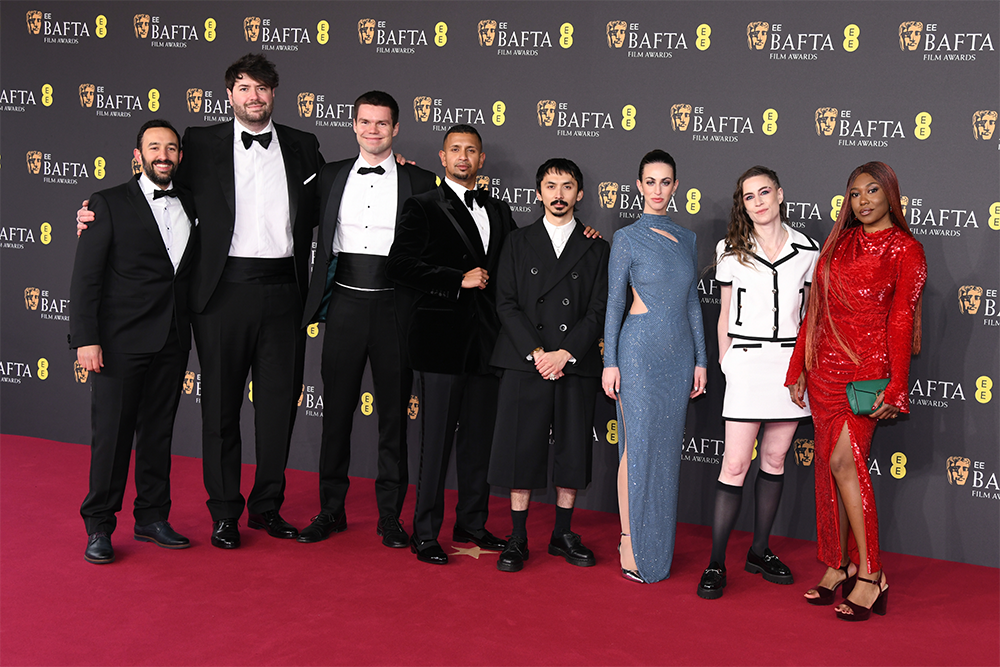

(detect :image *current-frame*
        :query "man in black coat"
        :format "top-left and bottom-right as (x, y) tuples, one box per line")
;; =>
(298, 91), (436, 547)
(487, 158), (609, 572)
(386, 125), (513, 564)
(70, 119), (196, 564)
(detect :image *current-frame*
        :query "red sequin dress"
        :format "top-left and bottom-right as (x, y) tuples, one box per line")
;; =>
(786, 225), (926, 572)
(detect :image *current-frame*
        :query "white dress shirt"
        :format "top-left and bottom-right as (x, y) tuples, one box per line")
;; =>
(542, 216), (577, 258)
(332, 153), (398, 257)
(138, 173), (191, 272)
(444, 177), (490, 253)
(229, 117), (292, 258)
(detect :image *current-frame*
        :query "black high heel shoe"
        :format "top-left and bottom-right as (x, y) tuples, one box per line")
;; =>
(619, 532), (645, 583)
(836, 572), (888, 621)
(806, 560), (856, 606)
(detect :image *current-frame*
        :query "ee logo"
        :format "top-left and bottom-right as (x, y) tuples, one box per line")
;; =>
(695, 24), (711, 50)
(361, 392), (375, 415)
(622, 105), (636, 131)
(148, 88), (160, 113)
(843, 24), (860, 52)
(248, 381), (253, 402)
(434, 22), (447, 47)
(606, 419), (618, 445)
(914, 112), (932, 140)
(306, 323), (319, 338)
(95, 15), (107, 39)
(41, 84), (53, 107)
(316, 20), (329, 45)
(751, 438), (759, 461)
(762, 108), (778, 135)
(204, 18), (217, 42)
(830, 195), (844, 221)
(37, 358), (49, 380)
(975, 376), (993, 404)
(889, 452), (907, 479)
(686, 188), (701, 215)
(40, 222), (52, 245)
(989, 203), (1000, 231)
(94, 157), (106, 180)
(559, 23), (573, 49)
(492, 101), (505, 126)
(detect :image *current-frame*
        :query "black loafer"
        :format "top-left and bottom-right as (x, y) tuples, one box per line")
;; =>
(134, 520), (190, 549)
(247, 510), (298, 539)
(376, 515), (409, 548)
(453, 525), (507, 551)
(497, 535), (529, 572)
(84, 532), (114, 564)
(548, 531), (596, 567)
(211, 518), (240, 549)
(745, 547), (793, 584)
(410, 536), (448, 565)
(697, 562), (727, 599)
(296, 511), (347, 543)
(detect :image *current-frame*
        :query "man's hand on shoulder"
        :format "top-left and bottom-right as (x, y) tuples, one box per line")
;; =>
(77, 200), (94, 237)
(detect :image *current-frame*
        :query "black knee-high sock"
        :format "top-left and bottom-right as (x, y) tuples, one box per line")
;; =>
(709, 481), (743, 566)
(511, 509), (528, 539)
(752, 470), (784, 555)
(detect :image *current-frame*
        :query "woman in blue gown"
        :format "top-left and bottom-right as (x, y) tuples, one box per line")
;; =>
(602, 150), (708, 583)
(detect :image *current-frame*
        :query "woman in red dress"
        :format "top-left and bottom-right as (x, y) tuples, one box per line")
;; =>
(786, 162), (926, 621)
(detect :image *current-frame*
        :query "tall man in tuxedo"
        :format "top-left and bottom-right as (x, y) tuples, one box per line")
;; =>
(298, 91), (436, 547)
(386, 125), (512, 564)
(70, 119), (196, 564)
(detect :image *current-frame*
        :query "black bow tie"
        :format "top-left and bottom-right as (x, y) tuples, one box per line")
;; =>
(464, 188), (488, 209)
(152, 189), (178, 200)
(241, 131), (272, 150)
(357, 165), (385, 175)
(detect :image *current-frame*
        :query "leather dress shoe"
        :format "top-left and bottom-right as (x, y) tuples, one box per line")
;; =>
(376, 515), (409, 548)
(84, 532), (114, 564)
(211, 519), (240, 549)
(247, 510), (298, 539)
(548, 531), (596, 567)
(296, 511), (347, 543)
(133, 520), (190, 549)
(497, 535), (529, 572)
(697, 562), (727, 599)
(410, 536), (448, 565)
(452, 525), (507, 551)
(745, 547), (793, 585)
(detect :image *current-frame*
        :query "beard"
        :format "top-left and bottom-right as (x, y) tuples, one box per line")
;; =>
(142, 156), (176, 187)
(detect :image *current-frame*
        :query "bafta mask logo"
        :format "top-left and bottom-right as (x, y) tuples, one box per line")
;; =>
(815, 107), (838, 136)
(476, 174), (490, 190)
(958, 285), (984, 315)
(186, 88), (203, 113)
(946, 456), (971, 485)
(670, 104), (692, 131)
(747, 22), (769, 50)
(413, 96), (431, 122)
(793, 438), (815, 467)
(478, 20), (497, 47)
(900, 195), (909, 217)
(408, 394), (420, 419)
(537, 100), (556, 127)
(898, 21), (923, 51)
(298, 384), (305, 407)
(973, 110), (997, 140)
(131, 157), (142, 175)
(26, 151), (42, 175)
(26, 10), (42, 35)
(598, 182), (619, 209)
(599, 337), (605, 358)
(244, 16), (261, 42)
(606, 21), (626, 48)
(79, 83), (95, 108)
(358, 18), (376, 45)
(74, 361), (89, 384)
(24, 287), (40, 310)
(182, 371), (196, 394)
(297, 92), (315, 118)
(133, 14), (150, 39)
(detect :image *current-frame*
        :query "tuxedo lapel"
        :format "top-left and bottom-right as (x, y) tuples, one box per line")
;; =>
(321, 162), (352, 252)
(124, 176), (170, 255)
(484, 198), (505, 270)
(396, 164), (414, 220)
(275, 125), (303, 226)
(524, 218), (558, 273)
(437, 185), (486, 263)
(538, 222), (589, 296)
(213, 123), (236, 221)
(176, 191), (198, 272)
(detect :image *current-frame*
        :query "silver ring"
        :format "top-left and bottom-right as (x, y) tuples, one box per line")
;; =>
(548, 373), (557, 380)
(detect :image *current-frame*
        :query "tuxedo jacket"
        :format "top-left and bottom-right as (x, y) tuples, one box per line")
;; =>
(386, 182), (515, 375)
(490, 218), (610, 377)
(301, 158), (438, 326)
(69, 175), (197, 353)
(174, 121), (323, 312)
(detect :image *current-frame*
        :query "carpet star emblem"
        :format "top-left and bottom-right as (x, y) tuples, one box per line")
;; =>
(450, 545), (499, 559)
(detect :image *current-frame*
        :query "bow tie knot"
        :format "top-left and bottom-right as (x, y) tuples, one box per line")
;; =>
(152, 189), (178, 200)
(464, 188), (488, 210)
(241, 131), (272, 150)
(357, 165), (385, 175)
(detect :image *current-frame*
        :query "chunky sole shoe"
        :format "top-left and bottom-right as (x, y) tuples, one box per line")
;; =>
(745, 547), (793, 585)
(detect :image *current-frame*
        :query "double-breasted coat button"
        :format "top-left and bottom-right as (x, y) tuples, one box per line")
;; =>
(538, 297), (545, 304)
(571, 272), (579, 279)
(562, 298), (570, 306)
(559, 324), (568, 332)
(531, 267), (538, 275)
(536, 324), (544, 330)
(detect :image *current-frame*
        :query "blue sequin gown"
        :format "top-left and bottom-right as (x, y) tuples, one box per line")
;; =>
(604, 214), (707, 583)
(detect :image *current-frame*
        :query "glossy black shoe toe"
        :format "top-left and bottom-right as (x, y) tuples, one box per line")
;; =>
(84, 532), (114, 564)
(297, 511), (347, 543)
(497, 535), (529, 572)
(211, 518), (240, 549)
(134, 520), (190, 549)
(697, 562), (727, 599)
(247, 510), (298, 539)
(376, 515), (409, 548)
(745, 547), (793, 585)
(410, 536), (448, 565)
(452, 525), (507, 551)
(548, 531), (596, 567)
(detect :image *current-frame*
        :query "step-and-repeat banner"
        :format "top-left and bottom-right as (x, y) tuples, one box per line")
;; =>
(2, 1), (997, 567)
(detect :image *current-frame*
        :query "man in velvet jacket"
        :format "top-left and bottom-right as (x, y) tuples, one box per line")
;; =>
(386, 124), (513, 564)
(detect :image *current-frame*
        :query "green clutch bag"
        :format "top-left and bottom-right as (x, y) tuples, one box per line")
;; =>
(846, 378), (890, 415)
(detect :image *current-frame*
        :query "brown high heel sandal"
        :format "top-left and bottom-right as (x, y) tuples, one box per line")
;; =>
(836, 572), (888, 621)
(805, 560), (857, 606)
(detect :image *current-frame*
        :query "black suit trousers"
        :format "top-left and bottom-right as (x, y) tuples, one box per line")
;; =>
(319, 287), (410, 519)
(412, 371), (498, 541)
(80, 326), (188, 535)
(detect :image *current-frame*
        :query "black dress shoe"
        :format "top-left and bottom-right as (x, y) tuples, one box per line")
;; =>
(452, 525), (507, 551)
(84, 532), (114, 564)
(376, 515), (409, 548)
(548, 531), (596, 567)
(296, 511), (347, 543)
(134, 520), (190, 549)
(697, 562), (727, 599)
(497, 535), (529, 572)
(410, 536), (448, 565)
(745, 547), (793, 585)
(211, 519), (240, 549)
(247, 510), (299, 539)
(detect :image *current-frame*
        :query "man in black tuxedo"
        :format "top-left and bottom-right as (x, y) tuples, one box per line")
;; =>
(386, 125), (512, 564)
(298, 91), (436, 547)
(70, 119), (196, 564)
(487, 158), (609, 572)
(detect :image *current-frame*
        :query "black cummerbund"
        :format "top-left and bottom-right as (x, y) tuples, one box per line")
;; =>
(334, 253), (393, 290)
(220, 257), (296, 284)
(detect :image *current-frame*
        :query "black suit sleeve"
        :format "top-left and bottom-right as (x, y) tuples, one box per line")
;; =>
(495, 234), (544, 359)
(69, 193), (113, 349)
(386, 196), (464, 301)
(561, 241), (610, 359)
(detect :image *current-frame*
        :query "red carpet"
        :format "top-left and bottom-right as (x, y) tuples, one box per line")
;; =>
(1, 434), (997, 666)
